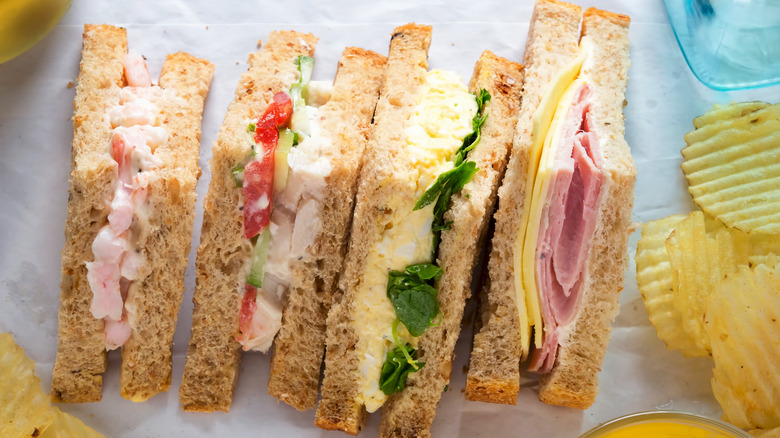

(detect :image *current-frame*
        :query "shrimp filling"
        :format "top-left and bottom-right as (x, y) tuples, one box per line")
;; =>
(85, 52), (167, 350)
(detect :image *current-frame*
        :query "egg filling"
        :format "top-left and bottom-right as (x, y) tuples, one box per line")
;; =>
(352, 69), (477, 413)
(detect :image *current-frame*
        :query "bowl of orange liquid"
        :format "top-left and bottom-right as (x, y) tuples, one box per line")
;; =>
(0, 0), (72, 63)
(580, 411), (750, 438)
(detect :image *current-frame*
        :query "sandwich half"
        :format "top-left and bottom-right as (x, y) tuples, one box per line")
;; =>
(179, 31), (386, 412)
(379, 51), (524, 438)
(53, 24), (214, 403)
(466, 0), (634, 409)
(315, 24), (523, 437)
(267, 48), (388, 411)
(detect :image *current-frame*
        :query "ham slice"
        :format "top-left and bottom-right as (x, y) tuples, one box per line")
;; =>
(529, 83), (604, 373)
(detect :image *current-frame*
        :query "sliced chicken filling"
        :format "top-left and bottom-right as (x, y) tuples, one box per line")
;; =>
(85, 52), (166, 351)
(236, 102), (333, 352)
(528, 83), (603, 373)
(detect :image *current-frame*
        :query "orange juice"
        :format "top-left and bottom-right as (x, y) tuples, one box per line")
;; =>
(0, 0), (71, 63)
(580, 412), (750, 438)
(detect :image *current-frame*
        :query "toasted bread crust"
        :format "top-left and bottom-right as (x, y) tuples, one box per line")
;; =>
(52, 24), (128, 403)
(268, 47), (387, 411)
(379, 51), (524, 438)
(465, 0), (582, 404)
(538, 7), (633, 409)
(315, 23), (432, 435)
(119, 52), (214, 402)
(179, 30), (317, 412)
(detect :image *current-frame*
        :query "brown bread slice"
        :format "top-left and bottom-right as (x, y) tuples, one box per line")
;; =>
(379, 51), (524, 438)
(179, 30), (318, 412)
(465, 0), (583, 405)
(119, 52), (214, 402)
(315, 23), (432, 435)
(52, 24), (128, 403)
(267, 47), (387, 411)
(538, 7), (633, 409)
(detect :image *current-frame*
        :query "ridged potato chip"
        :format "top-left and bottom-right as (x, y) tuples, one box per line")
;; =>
(693, 101), (769, 129)
(682, 103), (780, 235)
(0, 332), (56, 438)
(706, 259), (780, 431)
(635, 214), (706, 356)
(750, 427), (780, 438)
(40, 408), (105, 438)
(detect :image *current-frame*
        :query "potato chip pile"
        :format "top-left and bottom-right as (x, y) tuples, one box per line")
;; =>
(635, 102), (780, 434)
(0, 332), (104, 438)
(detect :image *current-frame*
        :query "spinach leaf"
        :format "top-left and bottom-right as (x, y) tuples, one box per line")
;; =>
(379, 344), (424, 396)
(387, 264), (443, 337)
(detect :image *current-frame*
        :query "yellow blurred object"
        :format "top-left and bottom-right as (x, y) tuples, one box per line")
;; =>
(40, 408), (105, 438)
(0, 0), (71, 63)
(706, 258), (780, 431)
(0, 332), (56, 438)
(0, 332), (104, 438)
(579, 411), (750, 438)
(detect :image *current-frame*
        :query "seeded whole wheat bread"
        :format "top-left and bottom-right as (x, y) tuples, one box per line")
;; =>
(267, 47), (388, 412)
(52, 24), (213, 403)
(179, 30), (318, 412)
(315, 23), (433, 435)
(465, 0), (634, 409)
(378, 51), (525, 438)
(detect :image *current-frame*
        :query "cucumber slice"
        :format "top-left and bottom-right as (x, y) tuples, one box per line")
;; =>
(246, 227), (272, 288)
(274, 129), (295, 193)
(290, 56), (315, 137)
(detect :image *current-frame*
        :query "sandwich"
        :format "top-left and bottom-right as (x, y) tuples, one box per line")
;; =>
(52, 24), (214, 403)
(267, 47), (388, 411)
(466, 0), (634, 409)
(315, 24), (525, 437)
(178, 30), (386, 412)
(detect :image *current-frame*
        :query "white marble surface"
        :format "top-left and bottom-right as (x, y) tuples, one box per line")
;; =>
(1, 0), (779, 436)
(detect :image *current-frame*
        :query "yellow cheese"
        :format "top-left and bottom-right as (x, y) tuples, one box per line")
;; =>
(512, 44), (588, 358)
(351, 69), (477, 413)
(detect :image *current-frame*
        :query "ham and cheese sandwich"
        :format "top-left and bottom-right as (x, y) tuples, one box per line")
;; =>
(178, 30), (386, 412)
(315, 24), (524, 437)
(466, 0), (634, 409)
(52, 24), (213, 403)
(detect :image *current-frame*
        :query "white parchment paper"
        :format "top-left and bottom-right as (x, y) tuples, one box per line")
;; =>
(2, 0), (779, 436)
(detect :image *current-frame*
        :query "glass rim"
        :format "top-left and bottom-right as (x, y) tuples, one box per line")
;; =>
(579, 410), (751, 438)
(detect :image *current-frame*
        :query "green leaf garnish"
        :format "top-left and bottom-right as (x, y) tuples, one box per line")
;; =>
(387, 264), (443, 337)
(379, 343), (424, 396)
(247, 122), (256, 133)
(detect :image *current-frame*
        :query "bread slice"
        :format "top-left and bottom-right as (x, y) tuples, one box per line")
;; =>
(52, 25), (213, 403)
(119, 52), (214, 402)
(465, 0), (583, 405)
(267, 47), (387, 412)
(179, 30), (318, 412)
(466, 0), (634, 409)
(378, 51), (524, 438)
(52, 24), (126, 404)
(538, 7), (633, 409)
(314, 23), (432, 435)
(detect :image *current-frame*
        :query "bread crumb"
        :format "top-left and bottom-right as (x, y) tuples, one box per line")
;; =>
(67, 81), (74, 88)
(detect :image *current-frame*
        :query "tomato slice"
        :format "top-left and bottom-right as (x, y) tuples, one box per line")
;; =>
(242, 92), (293, 239)
(237, 284), (258, 344)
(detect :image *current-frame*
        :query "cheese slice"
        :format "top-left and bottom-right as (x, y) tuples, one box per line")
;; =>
(512, 44), (587, 358)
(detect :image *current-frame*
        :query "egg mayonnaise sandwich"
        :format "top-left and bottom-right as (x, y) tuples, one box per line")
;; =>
(178, 30), (387, 412)
(53, 24), (214, 403)
(315, 24), (525, 437)
(466, 0), (634, 409)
